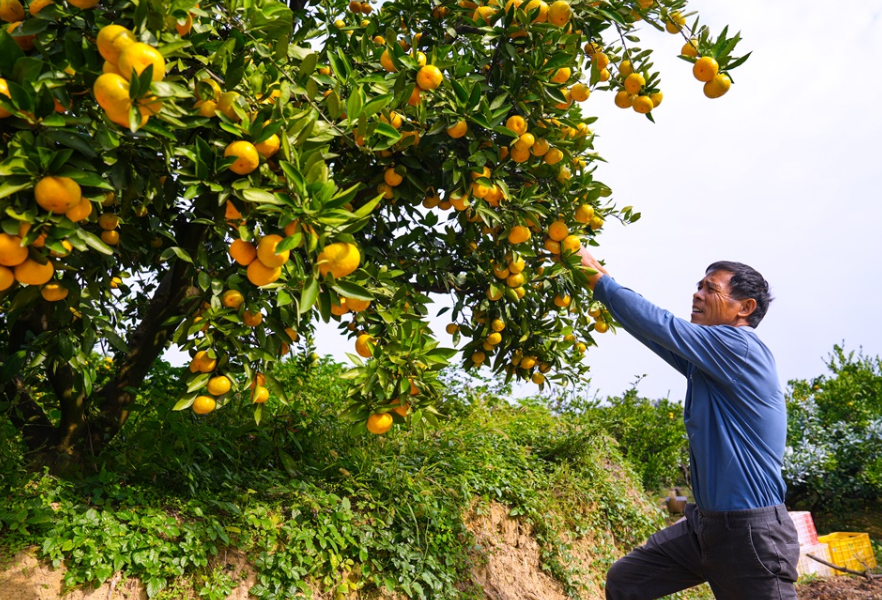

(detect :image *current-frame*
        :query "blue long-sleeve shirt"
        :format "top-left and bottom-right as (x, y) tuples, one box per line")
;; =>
(593, 276), (787, 511)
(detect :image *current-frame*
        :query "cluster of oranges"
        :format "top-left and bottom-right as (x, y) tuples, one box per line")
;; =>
(93, 25), (165, 128)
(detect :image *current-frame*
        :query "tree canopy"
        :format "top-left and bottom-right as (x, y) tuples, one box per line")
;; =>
(0, 0), (747, 458)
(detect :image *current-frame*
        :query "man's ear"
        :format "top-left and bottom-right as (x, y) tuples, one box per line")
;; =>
(738, 298), (757, 320)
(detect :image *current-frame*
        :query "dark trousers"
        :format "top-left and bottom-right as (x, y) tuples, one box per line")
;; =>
(606, 504), (800, 600)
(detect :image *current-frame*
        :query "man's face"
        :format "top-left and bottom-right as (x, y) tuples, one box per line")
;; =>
(691, 270), (749, 326)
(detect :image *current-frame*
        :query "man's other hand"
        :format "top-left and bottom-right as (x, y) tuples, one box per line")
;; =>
(578, 246), (609, 290)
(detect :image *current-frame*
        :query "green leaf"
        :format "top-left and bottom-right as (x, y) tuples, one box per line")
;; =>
(362, 93), (392, 117)
(160, 246), (194, 263)
(241, 188), (283, 205)
(331, 281), (374, 301)
(299, 276), (319, 316)
(186, 373), (211, 393)
(43, 130), (98, 158)
(0, 30), (25, 77)
(76, 229), (114, 255)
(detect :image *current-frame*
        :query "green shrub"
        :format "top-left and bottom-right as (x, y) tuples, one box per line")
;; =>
(551, 388), (689, 493)
(1, 358), (670, 600)
(784, 346), (882, 512)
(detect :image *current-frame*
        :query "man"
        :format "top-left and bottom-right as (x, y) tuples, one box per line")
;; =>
(577, 247), (799, 600)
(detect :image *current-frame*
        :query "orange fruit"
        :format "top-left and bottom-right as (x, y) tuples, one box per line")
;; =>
(192, 395), (216, 414)
(593, 52), (610, 70)
(505, 115), (527, 135)
(589, 215), (604, 230)
(547, 0), (570, 26)
(570, 83), (590, 102)
(472, 5), (496, 23)
(384, 168), (403, 187)
(619, 60), (634, 78)
(195, 77), (222, 102)
(65, 198), (93, 222)
(553, 294), (571, 308)
(102, 61), (121, 75)
(317, 242), (360, 278)
(544, 239), (561, 254)
(561, 234), (581, 253)
(40, 282), (68, 301)
(524, 0), (548, 22)
(623, 72), (645, 95)
(243, 310), (263, 327)
(505, 273), (524, 288)
(175, 12), (193, 36)
(6, 21), (34, 51)
(217, 91), (241, 121)
(207, 375), (231, 396)
(14, 258), (54, 285)
(704, 74), (731, 99)
(195, 99), (217, 117)
(650, 91), (663, 107)
(547, 220), (568, 241)
(681, 39), (699, 58)
(0, 78), (11, 119)
(544, 148), (563, 165)
(35, 176), (82, 213)
(0, 0), (24, 22)
(96, 25), (136, 65)
(93, 72), (132, 116)
(666, 11), (685, 33)
(447, 120), (468, 139)
(508, 225), (531, 244)
(531, 138), (550, 156)
(633, 95), (653, 114)
(471, 351), (486, 364)
(406, 85), (421, 106)
(98, 212), (119, 230)
(355, 333), (374, 357)
(0, 233), (28, 266)
(532, 373), (545, 384)
(693, 56), (719, 82)
(614, 91), (634, 108)
(509, 145), (530, 163)
(574, 204), (594, 223)
(224, 141), (260, 175)
(346, 297), (370, 312)
(67, 0), (98, 7)
(192, 350), (216, 373)
(550, 67), (570, 84)
(366, 413), (393, 434)
(0, 265), (13, 291)
(330, 297), (349, 316)
(100, 230), (119, 245)
(514, 132), (535, 150)
(229, 239), (257, 265)
(594, 320), (609, 333)
(254, 134), (280, 159)
(27, 0), (52, 14)
(247, 260), (282, 286)
(117, 42), (166, 82)
(256, 234), (289, 268)
(380, 49), (396, 72)
(508, 256), (525, 273)
(221, 289), (245, 308)
(225, 201), (243, 221)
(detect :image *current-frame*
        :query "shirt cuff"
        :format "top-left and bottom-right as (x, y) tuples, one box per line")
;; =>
(593, 275), (622, 305)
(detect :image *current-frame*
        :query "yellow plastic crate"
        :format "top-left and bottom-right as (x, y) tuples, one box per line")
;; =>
(816, 532), (876, 575)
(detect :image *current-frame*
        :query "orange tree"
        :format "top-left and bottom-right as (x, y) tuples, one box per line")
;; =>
(0, 0), (747, 459)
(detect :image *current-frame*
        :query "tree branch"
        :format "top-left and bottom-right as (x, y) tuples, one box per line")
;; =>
(807, 553), (881, 581)
(91, 220), (208, 451)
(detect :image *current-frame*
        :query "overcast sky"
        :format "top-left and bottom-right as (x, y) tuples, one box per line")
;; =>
(308, 0), (882, 402)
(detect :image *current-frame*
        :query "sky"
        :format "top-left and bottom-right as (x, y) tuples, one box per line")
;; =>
(309, 0), (882, 402)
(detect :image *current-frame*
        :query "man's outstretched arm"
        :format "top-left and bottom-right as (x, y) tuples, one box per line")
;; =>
(577, 247), (746, 382)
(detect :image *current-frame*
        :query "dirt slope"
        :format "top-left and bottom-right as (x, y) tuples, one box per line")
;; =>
(0, 502), (603, 600)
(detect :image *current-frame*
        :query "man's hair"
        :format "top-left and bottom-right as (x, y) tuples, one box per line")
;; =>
(706, 261), (773, 328)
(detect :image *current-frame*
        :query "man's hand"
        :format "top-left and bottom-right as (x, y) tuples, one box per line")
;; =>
(578, 246), (609, 291)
